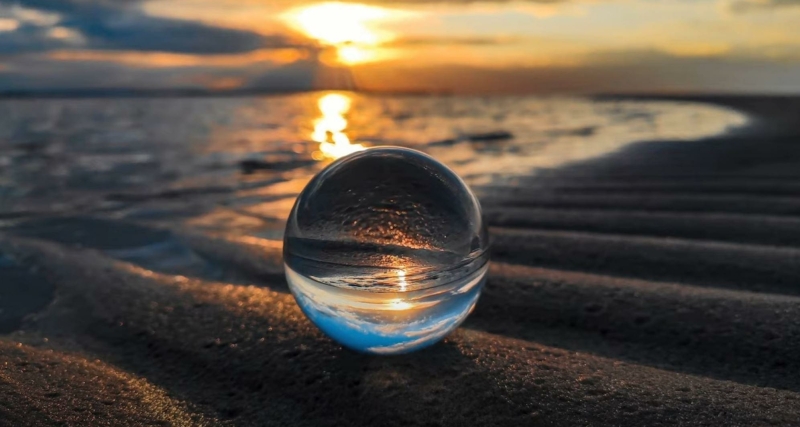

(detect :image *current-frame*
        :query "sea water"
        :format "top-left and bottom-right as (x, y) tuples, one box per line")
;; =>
(0, 94), (748, 218)
(283, 147), (490, 354)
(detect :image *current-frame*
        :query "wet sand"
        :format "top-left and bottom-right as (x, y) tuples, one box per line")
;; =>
(2, 95), (800, 425)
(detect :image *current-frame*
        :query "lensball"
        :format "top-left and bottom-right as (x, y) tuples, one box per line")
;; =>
(284, 147), (489, 354)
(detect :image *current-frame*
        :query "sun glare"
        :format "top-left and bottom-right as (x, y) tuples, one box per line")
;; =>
(337, 45), (370, 64)
(282, 2), (406, 64)
(397, 269), (408, 292)
(388, 299), (413, 311)
(285, 2), (388, 45)
(312, 93), (365, 159)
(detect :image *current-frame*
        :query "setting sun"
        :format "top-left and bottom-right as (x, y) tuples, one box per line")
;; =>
(281, 2), (407, 64)
(283, 2), (390, 45)
(337, 46), (370, 64)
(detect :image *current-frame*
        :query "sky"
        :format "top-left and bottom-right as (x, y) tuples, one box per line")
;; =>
(1, 0), (800, 94)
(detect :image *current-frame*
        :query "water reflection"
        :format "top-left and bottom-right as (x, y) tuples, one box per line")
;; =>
(312, 93), (366, 160)
(0, 95), (749, 221)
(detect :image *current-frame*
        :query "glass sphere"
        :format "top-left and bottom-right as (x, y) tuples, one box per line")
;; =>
(284, 147), (489, 354)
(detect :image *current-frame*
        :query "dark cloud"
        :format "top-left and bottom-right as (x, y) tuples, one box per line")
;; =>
(0, 49), (319, 91)
(0, 54), (353, 93)
(0, 24), (72, 54)
(0, 0), (298, 54)
(0, 54), (167, 90)
(248, 58), (322, 91)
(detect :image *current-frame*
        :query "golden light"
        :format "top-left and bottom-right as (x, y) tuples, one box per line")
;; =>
(388, 299), (413, 311)
(284, 2), (389, 45)
(338, 45), (371, 64)
(0, 18), (20, 32)
(281, 2), (408, 64)
(319, 93), (350, 116)
(397, 269), (408, 292)
(312, 93), (366, 159)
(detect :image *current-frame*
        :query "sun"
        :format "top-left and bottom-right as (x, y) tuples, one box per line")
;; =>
(281, 2), (407, 64)
(337, 45), (371, 64)
(283, 2), (390, 46)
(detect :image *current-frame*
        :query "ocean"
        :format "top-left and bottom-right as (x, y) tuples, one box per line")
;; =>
(0, 92), (748, 231)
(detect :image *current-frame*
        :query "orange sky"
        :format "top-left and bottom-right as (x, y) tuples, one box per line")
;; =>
(1, 0), (800, 93)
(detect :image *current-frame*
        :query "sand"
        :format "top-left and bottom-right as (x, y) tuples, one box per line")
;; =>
(2, 95), (800, 426)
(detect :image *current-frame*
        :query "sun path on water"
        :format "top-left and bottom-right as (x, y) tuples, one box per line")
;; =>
(282, 2), (413, 158)
(312, 93), (365, 159)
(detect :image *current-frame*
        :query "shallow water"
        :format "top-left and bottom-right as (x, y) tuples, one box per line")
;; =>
(0, 93), (748, 227)
(0, 92), (750, 285)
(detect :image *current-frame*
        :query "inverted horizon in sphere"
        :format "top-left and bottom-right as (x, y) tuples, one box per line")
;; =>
(284, 147), (490, 354)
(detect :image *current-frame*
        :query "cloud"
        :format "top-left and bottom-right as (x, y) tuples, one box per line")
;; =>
(0, 0), (298, 55)
(728, 0), (800, 12)
(0, 23), (79, 54)
(46, 48), (308, 68)
(0, 18), (20, 32)
(264, 0), (568, 4)
(4, 43), (800, 94)
(341, 0), (568, 4)
(386, 36), (520, 47)
(0, 54), (167, 90)
(0, 48), (321, 91)
(352, 50), (800, 94)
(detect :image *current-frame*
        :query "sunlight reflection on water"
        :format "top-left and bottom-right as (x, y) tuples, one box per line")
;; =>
(312, 93), (365, 159)
(0, 92), (749, 221)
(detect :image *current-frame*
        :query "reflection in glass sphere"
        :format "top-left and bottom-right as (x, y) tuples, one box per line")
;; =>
(284, 147), (490, 354)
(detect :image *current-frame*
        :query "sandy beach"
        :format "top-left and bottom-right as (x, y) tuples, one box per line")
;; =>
(2, 95), (800, 426)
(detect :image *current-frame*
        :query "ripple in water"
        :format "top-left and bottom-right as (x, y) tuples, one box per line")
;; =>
(284, 147), (489, 354)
